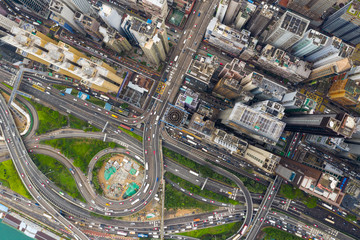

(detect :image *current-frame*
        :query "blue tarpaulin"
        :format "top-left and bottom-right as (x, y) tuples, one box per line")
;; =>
(104, 102), (112, 111)
(0, 203), (9, 212)
(65, 88), (73, 94)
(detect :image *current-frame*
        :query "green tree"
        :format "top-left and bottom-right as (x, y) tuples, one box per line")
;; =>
(346, 214), (357, 222)
(120, 103), (129, 109)
(304, 196), (317, 208)
(280, 184), (296, 199)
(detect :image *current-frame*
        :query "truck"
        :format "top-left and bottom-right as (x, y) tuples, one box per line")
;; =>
(174, 55), (178, 62)
(120, 124), (134, 131)
(322, 203), (332, 210)
(35, 203), (40, 206)
(193, 218), (200, 222)
(117, 231), (128, 236)
(69, 168), (75, 174)
(60, 92), (65, 96)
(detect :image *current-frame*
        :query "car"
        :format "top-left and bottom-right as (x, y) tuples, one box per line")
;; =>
(6, 139), (10, 143)
(5, 110), (8, 115)
(277, 225), (281, 229)
(189, 192), (193, 196)
(313, 224), (318, 228)
(273, 212), (277, 215)
(193, 10), (196, 14)
(25, 161), (28, 165)
(69, 215), (73, 219)
(105, 111), (109, 114)
(28, 184), (32, 189)
(109, 202), (113, 205)
(126, 151), (130, 154)
(189, 35), (192, 39)
(203, 47), (207, 50)
(263, 206), (266, 210)
(210, 200), (214, 203)
(57, 151), (61, 154)
(73, 98), (77, 102)
(149, 190), (152, 194)
(145, 150), (148, 154)
(133, 120), (137, 123)
(35, 138), (39, 141)
(129, 198), (133, 202)
(260, 217), (264, 222)
(154, 227), (158, 230)
(268, 195), (271, 200)
(281, 200), (286, 204)
(143, 201), (147, 205)
(119, 202), (124, 205)
(131, 209), (135, 212)
(272, 186), (275, 190)
(68, 225), (72, 229)
(46, 180), (49, 184)
(219, 62), (224, 65)
(29, 150), (33, 153)
(194, 24), (197, 28)
(89, 207), (93, 210)
(34, 145), (38, 148)
(21, 173), (25, 178)
(153, 150), (156, 155)
(41, 183), (45, 187)
(292, 207), (296, 210)
(255, 178), (259, 181)
(148, 137), (151, 141)
(84, 102), (88, 106)
(169, 61), (173, 66)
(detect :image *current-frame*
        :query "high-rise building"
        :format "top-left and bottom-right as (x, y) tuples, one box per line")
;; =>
(142, 0), (168, 19)
(322, 0), (360, 45)
(49, 0), (86, 34)
(304, 36), (354, 68)
(244, 145), (281, 174)
(74, 12), (103, 41)
(98, 4), (123, 31)
(286, 0), (337, 20)
(291, 30), (329, 58)
(283, 113), (357, 138)
(100, 27), (132, 54)
(1, 27), (124, 93)
(257, 44), (312, 83)
(205, 17), (255, 57)
(306, 135), (349, 152)
(281, 91), (317, 112)
(216, 0), (230, 23)
(233, 1), (257, 30)
(328, 78), (360, 106)
(184, 54), (218, 91)
(141, 34), (166, 65)
(211, 129), (248, 156)
(240, 72), (288, 102)
(213, 59), (247, 99)
(251, 100), (285, 120)
(246, 3), (278, 37)
(220, 102), (286, 145)
(265, 11), (310, 50)
(62, 0), (95, 16)
(17, 0), (50, 19)
(223, 0), (242, 25)
(308, 58), (352, 83)
(350, 43), (360, 65)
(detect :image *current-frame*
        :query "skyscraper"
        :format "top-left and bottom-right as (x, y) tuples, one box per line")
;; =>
(220, 102), (286, 145)
(322, 0), (360, 45)
(246, 3), (278, 37)
(265, 11), (310, 50)
(283, 113), (356, 138)
(64, 0), (95, 16)
(328, 78), (360, 106)
(223, 0), (242, 25)
(291, 30), (329, 58)
(287, 0), (337, 20)
(233, 1), (257, 30)
(216, 0), (230, 23)
(281, 91), (317, 112)
(18, 0), (50, 18)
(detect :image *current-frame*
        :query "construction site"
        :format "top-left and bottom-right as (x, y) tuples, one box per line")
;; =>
(97, 154), (144, 201)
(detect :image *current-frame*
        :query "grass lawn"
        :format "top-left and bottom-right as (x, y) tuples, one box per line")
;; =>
(0, 160), (32, 199)
(165, 172), (239, 205)
(165, 183), (217, 212)
(52, 84), (67, 91)
(87, 97), (105, 108)
(30, 100), (68, 135)
(69, 114), (100, 132)
(262, 227), (303, 240)
(163, 148), (236, 187)
(92, 153), (113, 195)
(41, 138), (121, 173)
(30, 154), (85, 202)
(119, 126), (143, 142)
(177, 221), (242, 240)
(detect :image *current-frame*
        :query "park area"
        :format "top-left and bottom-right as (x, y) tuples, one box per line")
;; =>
(96, 154), (144, 200)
